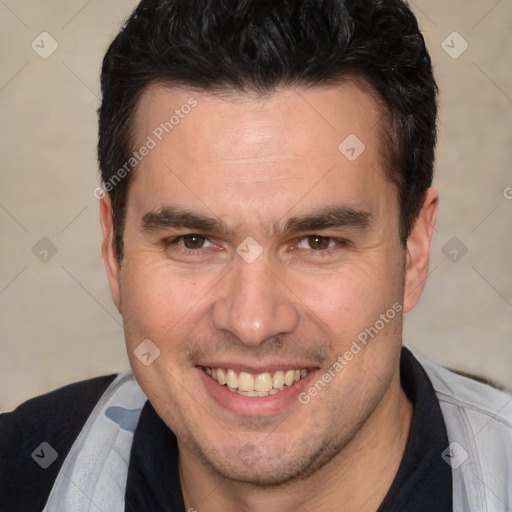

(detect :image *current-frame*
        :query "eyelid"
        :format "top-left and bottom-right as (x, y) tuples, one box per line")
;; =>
(162, 233), (215, 249)
(296, 236), (336, 250)
(180, 234), (214, 247)
(296, 235), (349, 248)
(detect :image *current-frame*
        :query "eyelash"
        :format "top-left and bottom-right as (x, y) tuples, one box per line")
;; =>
(162, 234), (215, 253)
(295, 236), (350, 257)
(161, 234), (349, 255)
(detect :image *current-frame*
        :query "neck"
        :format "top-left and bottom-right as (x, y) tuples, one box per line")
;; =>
(179, 368), (413, 512)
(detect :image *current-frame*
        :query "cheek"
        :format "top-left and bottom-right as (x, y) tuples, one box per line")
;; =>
(119, 256), (211, 347)
(292, 258), (403, 338)
(119, 259), (212, 404)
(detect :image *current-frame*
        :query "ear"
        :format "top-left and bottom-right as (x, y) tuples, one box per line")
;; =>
(99, 194), (122, 312)
(403, 187), (439, 313)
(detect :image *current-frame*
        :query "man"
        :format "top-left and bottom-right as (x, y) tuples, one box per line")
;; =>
(1, 0), (511, 510)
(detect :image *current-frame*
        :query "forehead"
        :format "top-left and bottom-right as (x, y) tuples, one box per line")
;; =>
(128, 82), (395, 227)
(134, 81), (385, 159)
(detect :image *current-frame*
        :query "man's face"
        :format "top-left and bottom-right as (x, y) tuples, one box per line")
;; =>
(102, 83), (419, 485)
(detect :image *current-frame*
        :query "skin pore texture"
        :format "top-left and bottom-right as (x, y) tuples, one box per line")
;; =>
(100, 82), (438, 511)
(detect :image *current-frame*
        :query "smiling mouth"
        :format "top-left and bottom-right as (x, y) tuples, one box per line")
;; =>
(202, 366), (310, 397)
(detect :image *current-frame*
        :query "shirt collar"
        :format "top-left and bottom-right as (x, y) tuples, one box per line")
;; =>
(376, 346), (453, 511)
(125, 399), (185, 511)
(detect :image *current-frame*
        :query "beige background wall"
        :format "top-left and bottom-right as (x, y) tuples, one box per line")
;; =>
(1, 0), (511, 412)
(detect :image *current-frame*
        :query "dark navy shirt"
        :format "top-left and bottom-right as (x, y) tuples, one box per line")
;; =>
(124, 347), (453, 511)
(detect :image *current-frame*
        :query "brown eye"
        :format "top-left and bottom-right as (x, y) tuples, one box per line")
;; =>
(306, 235), (332, 250)
(181, 234), (207, 249)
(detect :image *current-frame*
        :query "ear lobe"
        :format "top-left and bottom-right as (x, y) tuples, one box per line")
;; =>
(403, 188), (439, 313)
(99, 195), (122, 312)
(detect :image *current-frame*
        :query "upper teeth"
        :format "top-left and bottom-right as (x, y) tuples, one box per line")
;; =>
(204, 367), (308, 395)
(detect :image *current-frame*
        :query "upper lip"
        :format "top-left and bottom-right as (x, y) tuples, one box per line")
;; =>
(197, 362), (318, 373)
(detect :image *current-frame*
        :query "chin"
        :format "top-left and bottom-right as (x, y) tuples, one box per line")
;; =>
(210, 461), (308, 487)
(193, 435), (338, 487)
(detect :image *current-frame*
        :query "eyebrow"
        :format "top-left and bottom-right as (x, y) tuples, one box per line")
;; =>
(141, 205), (373, 237)
(282, 206), (373, 234)
(141, 208), (230, 234)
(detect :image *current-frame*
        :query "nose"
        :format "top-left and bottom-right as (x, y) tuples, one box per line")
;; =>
(212, 257), (300, 347)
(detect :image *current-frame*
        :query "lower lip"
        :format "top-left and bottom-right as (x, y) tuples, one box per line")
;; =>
(198, 367), (318, 416)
